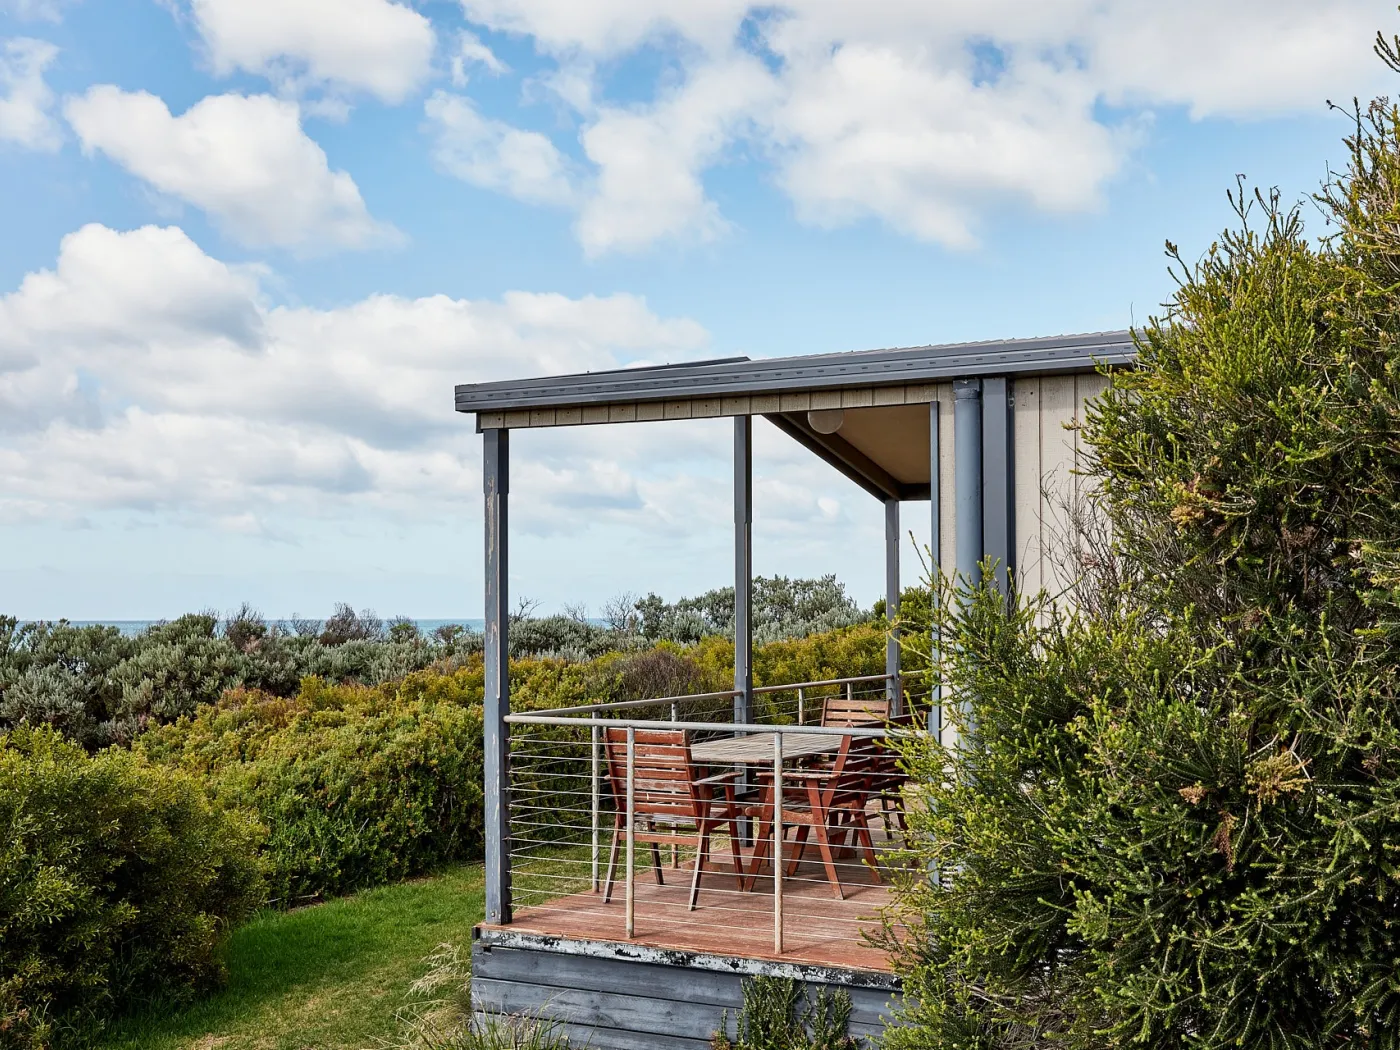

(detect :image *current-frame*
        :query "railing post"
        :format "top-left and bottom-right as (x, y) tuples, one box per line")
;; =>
(591, 712), (600, 893)
(625, 725), (636, 939)
(773, 731), (784, 956)
(797, 687), (805, 726)
(483, 427), (512, 926)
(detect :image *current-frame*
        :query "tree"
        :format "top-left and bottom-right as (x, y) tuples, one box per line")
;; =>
(886, 47), (1400, 1050)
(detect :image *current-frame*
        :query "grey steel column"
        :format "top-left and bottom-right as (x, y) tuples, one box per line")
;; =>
(884, 498), (901, 714)
(954, 380), (983, 590)
(929, 399), (942, 737)
(981, 376), (1015, 597)
(734, 415), (753, 724)
(483, 428), (512, 925)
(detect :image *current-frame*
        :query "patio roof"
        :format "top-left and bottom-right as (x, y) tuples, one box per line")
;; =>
(454, 329), (1135, 419)
(455, 330), (1135, 504)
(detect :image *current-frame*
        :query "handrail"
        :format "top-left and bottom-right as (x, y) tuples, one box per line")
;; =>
(752, 673), (890, 694)
(516, 673), (893, 719)
(524, 688), (741, 718)
(504, 713), (905, 737)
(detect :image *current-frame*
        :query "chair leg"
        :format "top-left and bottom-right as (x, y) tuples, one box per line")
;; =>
(650, 841), (665, 885)
(852, 814), (882, 882)
(726, 817), (745, 890)
(786, 825), (810, 877)
(689, 823), (711, 911)
(812, 817), (844, 900)
(601, 819), (623, 904)
(744, 820), (774, 892)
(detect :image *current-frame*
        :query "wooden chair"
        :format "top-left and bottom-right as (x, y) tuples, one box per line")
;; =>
(601, 727), (745, 911)
(741, 733), (882, 900)
(821, 692), (889, 727)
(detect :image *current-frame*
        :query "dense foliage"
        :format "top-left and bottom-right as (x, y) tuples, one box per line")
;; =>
(2, 578), (871, 751)
(887, 69), (1400, 1050)
(0, 727), (263, 1049)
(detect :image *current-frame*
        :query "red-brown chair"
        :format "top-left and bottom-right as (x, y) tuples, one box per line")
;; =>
(741, 733), (882, 900)
(601, 727), (745, 911)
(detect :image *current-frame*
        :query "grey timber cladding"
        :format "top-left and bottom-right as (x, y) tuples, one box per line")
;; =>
(471, 930), (901, 1050)
(458, 330), (1134, 426)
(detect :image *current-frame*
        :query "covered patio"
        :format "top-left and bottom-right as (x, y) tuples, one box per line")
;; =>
(454, 331), (1129, 1048)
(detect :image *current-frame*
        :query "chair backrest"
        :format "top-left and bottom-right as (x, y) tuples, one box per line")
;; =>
(822, 693), (890, 727)
(817, 731), (881, 808)
(603, 727), (701, 819)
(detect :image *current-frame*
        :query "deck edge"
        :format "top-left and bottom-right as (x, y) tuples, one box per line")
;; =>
(473, 925), (901, 991)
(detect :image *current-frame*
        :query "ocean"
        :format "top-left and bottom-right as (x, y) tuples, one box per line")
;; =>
(54, 619), (487, 638)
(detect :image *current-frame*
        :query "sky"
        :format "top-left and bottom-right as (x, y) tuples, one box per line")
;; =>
(0, 0), (1393, 621)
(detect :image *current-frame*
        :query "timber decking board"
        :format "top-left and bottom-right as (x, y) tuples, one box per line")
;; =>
(495, 854), (895, 972)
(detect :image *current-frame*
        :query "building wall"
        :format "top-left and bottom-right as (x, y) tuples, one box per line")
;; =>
(926, 372), (1110, 602)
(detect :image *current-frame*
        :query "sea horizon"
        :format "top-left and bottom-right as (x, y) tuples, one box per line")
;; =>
(25, 618), (488, 638)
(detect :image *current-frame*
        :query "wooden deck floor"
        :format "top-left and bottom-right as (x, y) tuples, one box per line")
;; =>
(493, 851), (896, 973)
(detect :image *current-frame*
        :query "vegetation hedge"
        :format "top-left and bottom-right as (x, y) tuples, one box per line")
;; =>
(886, 58), (1400, 1050)
(0, 727), (263, 1050)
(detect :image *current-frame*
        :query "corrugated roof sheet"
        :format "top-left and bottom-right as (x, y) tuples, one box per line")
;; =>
(454, 330), (1134, 414)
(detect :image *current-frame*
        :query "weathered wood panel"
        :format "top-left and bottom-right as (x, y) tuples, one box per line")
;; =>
(472, 933), (901, 1050)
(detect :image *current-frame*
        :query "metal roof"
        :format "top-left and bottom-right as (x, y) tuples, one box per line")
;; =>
(454, 330), (1135, 414)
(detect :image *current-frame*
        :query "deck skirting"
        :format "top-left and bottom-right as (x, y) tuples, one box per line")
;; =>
(471, 927), (902, 1049)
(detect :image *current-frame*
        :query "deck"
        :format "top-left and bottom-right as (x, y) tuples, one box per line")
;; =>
(493, 848), (896, 972)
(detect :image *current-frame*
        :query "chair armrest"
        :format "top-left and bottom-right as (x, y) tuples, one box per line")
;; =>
(752, 769), (837, 782)
(695, 771), (741, 786)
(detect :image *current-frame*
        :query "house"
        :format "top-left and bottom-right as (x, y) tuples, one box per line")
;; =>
(453, 331), (1132, 1049)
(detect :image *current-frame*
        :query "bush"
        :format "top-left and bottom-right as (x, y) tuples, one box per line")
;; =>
(137, 670), (489, 906)
(0, 727), (263, 1048)
(886, 65), (1400, 1050)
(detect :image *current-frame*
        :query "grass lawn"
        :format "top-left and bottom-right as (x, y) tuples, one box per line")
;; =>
(100, 864), (486, 1050)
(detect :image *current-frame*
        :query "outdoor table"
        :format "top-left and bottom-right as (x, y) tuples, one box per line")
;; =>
(690, 731), (843, 766)
(690, 731), (845, 883)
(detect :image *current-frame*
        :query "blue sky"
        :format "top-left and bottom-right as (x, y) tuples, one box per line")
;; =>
(0, 0), (1391, 620)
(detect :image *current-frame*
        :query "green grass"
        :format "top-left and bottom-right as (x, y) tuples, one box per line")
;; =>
(99, 865), (486, 1050)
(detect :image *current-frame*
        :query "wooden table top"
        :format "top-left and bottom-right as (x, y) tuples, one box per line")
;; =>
(691, 731), (843, 765)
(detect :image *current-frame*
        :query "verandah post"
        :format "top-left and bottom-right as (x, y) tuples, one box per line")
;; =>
(885, 498), (901, 715)
(929, 399), (943, 737)
(483, 427), (512, 925)
(734, 415), (753, 726)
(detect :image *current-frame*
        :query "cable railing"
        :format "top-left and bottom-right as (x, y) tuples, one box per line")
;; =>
(502, 673), (930, 960)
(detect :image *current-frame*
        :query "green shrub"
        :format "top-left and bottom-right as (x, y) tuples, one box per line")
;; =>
(138, 671), (489, 906)
(885, 68), (1400, 1050)
(712, 977), (860, 1050)
(0, 727), (263, 1048)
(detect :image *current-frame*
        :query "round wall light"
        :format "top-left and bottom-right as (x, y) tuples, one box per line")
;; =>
(807, 408), (845, 435)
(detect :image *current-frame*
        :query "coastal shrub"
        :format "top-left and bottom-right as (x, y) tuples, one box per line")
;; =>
(712, 977), (860, 1049)
(138, 672), (488, 906)
(0, 726), (263, 1048)
(636, 575), (868, 646)
(2, 579), (871, 751)
(138, 657), (590, 905)
(885, 72), (1400, 1049)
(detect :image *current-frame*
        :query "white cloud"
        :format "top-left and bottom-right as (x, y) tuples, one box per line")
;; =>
(64, 88), (394, 251)
(425, 91), (575, 206)
(576, 55), (774, 256)
(0, 0), (64, 20)
(0, 37), (60, 150)
(452, 30), (507, 87)
(0, 223), (712, 526)
(186, 0), (435, 105)
(451, 0), (1389, 253)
